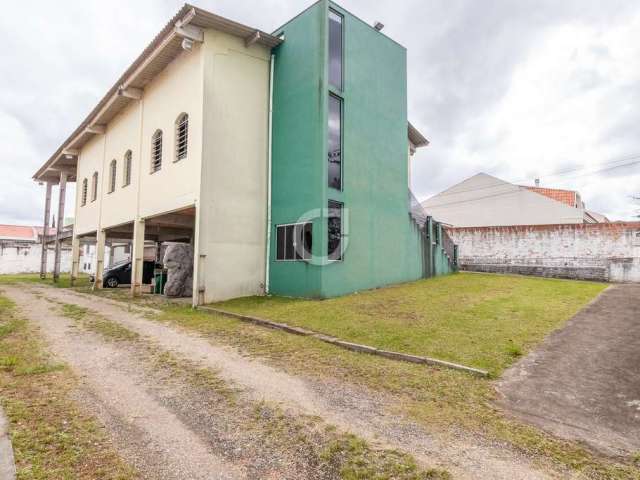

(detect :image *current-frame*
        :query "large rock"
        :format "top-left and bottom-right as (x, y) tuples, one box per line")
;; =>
(163, 243), (193, 298)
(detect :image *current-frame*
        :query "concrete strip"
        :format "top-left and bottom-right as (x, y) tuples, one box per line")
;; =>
(199, 306), (489, 377)
(0, 409), (17, 480)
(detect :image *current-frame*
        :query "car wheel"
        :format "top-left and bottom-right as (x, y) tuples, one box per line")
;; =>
(105, 277), (119, 288)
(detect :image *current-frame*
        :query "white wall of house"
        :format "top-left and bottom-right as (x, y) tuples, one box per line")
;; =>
(0, 244), (71, 274)
(80, 244), (131, 274)
(75, 44), (205, 236)
(195, 30), (270, 303)
(422, 173), (585, 227)
(137, 42), (204, 220)
(70, 26), (270, 303)
(100, 103), (141, 229)
(75, 135), (105, 235)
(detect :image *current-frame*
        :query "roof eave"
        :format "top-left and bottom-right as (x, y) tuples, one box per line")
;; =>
(408, 121), (429, 148)
(33, 4), (283, 182)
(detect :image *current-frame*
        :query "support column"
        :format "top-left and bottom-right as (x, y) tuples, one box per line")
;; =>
(426, 216), (434, 278)
(70, 235), (81, 286)
(39, 182), (53, 278)
(131, 218), (145, 296)
(94, 229), (106, 289)
(53, 172), (68, 282)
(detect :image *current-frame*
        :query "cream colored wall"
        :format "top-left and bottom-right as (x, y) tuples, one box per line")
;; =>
(73, 44), (204, 234)
(137, 43), (204, 219)
(100, 102), (141, 229)
(72, 28), (270, 304)
(196, 30), (271, 303)
(75, 134), (105, 235)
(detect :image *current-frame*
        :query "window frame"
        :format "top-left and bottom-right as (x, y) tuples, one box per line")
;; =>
(328, 8), (344, 92)
(91, 172), (98, 202)
(123, 150), (132, 187)
(81, 178), (88, 206)
(150, 129), (163, 174)
(327, 200), (343, 262)
(275, 222), (313, 262)
(174, 113), (189, 162)
(327, 93), (343, 191)
(108, 159), (117, 193)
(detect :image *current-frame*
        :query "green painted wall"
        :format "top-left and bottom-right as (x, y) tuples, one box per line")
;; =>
(269, 1), (453, 298)
(269, 2), (326, 297)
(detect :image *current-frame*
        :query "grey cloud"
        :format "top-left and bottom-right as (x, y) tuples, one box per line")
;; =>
(0, 0), (639, 226)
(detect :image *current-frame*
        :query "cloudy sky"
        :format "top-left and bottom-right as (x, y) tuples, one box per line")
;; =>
(1, 0), (639, 226)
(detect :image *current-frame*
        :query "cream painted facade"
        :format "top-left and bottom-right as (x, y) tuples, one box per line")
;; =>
(71, 26), (272, 304)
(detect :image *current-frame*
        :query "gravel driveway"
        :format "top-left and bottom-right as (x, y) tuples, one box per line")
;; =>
(498, 284), (640, 456)
(2, 284), (556, 480)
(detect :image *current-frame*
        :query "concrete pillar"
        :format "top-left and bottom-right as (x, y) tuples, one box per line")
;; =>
(53, 172), (68, 282)
(70, 235), (81, 286)
(39, 182), (53, 278)
(131, 218), (145, 296)
(426, 216), (435, 278)
(94, 229), (106, 289)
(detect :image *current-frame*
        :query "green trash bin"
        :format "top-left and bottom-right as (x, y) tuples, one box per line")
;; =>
(153, 269), (167, 295)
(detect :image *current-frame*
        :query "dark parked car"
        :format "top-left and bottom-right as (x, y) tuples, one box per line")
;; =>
(95, 260), (160, 288)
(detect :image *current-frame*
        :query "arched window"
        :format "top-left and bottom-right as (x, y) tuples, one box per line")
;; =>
(108, 159), (117, 193)
(81, 178), (88, 206)
(91, 172), (98, 201)
(123, 150), (132, 186)
(175, 113), (188, 161)
(151, 130), (163, 173)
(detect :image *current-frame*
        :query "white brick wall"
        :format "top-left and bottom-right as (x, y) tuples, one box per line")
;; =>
(447, 222), (640, 283)
(0, 244), (72, 275)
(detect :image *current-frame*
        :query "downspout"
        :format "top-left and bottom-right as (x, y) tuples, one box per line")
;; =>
(265, 52), (275, 294)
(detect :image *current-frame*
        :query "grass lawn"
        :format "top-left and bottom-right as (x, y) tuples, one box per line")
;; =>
(0, 273), (91, 289)
(5, 271), (635, 478)
(214, 272), (607, 375)
(0, 293), (135, 479)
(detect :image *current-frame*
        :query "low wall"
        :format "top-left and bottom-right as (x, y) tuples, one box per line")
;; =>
(447, 222), (640, 283)
(0, 244), (72, 275)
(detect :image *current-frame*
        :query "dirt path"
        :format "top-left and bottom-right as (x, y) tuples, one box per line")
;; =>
(498, 284), (640, 456)
(4, 285), (556, 480)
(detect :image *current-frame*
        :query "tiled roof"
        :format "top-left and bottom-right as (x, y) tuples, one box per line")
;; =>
(0, 225), (38, 241)
(525, 186), (577, 207)
(0, 225), (56, 241)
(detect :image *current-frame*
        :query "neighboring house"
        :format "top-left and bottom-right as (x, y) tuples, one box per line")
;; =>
(0, 224), (71, 274)
(32, 2), (455, 305)
(422, 173), (608, 227)
(80, 242), (154, 274)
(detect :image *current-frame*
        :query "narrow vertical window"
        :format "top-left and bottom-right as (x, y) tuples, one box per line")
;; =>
(123, 150), (132, 186)
(91, 172), (98, 201)
(328, 94), (342, 190)
(175, 113), (189, 161)
(108, 160), (117, 193)
(328, 9), (343, 90)
(81, 178), (88, 206)
(151, 130), (163, 173)
(328, 200), (343, 261)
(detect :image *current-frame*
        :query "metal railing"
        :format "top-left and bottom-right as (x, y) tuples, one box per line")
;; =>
(409, 190), (428, 227)
(441, 228), (456, 261)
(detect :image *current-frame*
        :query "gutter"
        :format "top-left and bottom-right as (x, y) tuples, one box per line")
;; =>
(265, 53), (275, 294)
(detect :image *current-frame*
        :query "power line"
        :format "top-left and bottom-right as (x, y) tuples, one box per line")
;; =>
(422, 154), (640, 202)
(423, 158), (640, 209)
